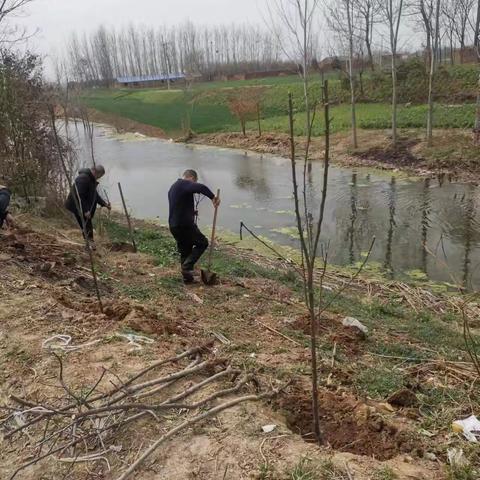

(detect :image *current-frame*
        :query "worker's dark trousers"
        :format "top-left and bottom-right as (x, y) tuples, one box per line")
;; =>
(170, 224), (208, 271)
(0, 197), (8, 228)
(71, 210), (94, 241)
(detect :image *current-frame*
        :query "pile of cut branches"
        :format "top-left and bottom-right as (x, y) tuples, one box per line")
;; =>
(1, 343), (279, 480)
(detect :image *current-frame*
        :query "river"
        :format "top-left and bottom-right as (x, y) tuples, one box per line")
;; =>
(73, 124), (480, 290)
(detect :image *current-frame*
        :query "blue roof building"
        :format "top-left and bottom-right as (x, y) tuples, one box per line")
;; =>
(116, 73), (186, 87)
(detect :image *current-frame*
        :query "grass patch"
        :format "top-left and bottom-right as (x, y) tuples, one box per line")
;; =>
(354, 363), (406, 399)
(105, 219), (177, 266)
(446, 465), (479, 480)
(372, 467), (398, 480)
(288, 458), (317, 480)
(80, 66), (476, 137)
(119, 284), (155, 301)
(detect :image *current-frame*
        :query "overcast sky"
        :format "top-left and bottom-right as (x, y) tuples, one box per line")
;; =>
(17, 0), (263, 72)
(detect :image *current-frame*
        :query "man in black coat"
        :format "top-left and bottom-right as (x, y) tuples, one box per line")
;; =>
(0, 181), (14, 230)
(65, 165), (111, 247)
(168, 169), (220, 283)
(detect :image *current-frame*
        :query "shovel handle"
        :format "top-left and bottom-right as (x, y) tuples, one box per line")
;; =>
(207, 189), (220, 269)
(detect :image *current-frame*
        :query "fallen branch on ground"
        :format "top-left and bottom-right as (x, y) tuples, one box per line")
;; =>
(1, 344), (280, 480)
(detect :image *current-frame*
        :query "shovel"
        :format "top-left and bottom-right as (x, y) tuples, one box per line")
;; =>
(201, 189), (220, 286)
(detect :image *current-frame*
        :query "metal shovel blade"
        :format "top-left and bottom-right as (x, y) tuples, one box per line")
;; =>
(201, 269), (218, 286)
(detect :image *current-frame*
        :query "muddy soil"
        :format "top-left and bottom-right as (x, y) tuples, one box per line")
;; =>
(277, 382), (422, 461)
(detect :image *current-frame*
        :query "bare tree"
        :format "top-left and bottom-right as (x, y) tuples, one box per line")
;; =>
(426, 0), (441, 145)
(380, 0), (405, 147)
(228, 94), (257, 136)
(0, 0), (36, 45)
(474, 0), (480, 48)
(412, 0), (435, 66)
(327, 0), (359, 148)
(442, 0), (475, 63)
(354, 0), (381, 70)
(267, 0), (320, 146)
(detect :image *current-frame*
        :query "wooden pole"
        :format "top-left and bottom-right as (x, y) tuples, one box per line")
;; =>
(118, 182), (137, 253)
(206, 189), (220, 271)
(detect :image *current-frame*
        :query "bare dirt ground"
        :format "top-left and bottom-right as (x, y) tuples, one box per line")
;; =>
(0, 214), (470, 479)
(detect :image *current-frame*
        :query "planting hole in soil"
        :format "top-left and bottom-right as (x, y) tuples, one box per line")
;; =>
(276, 385), (421, 460)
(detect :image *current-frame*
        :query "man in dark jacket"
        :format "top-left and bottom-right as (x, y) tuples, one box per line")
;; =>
(0, 182), (14, 230)
(168, 169), (220, 283)
(65, 165), (110, 247)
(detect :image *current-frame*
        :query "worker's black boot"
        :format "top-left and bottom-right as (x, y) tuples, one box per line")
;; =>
(181, 269), (195, 284)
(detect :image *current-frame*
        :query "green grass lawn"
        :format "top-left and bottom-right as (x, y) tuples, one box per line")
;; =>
(81, 69), (477, 137)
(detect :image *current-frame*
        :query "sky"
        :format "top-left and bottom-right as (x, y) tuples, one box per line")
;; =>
(15, 0), (264, 74)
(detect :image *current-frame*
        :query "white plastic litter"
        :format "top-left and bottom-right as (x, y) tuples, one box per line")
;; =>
(42, 335), (102, 352)
(447, 448), (469, 467)
(452, 415), (480, 442)
(262, 424), (277, 433)
(117, 333), (154, 351)
(342, 317), (368, 335)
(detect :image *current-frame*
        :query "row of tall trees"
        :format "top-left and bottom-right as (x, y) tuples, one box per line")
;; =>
(66, 23), (301, 85)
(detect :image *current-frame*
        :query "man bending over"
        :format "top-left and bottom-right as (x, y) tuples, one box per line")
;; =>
(65, 165), (111, 249)
(168, 169), (220, 283)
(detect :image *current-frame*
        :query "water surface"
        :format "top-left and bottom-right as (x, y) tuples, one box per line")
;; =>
(73, 125), (480, 290)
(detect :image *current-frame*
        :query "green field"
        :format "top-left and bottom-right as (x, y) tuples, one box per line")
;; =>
(80, 64), (478, 137)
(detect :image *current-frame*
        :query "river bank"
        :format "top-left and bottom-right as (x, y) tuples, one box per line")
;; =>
(1, 211), (479, 479)
(86, 107), (479, 183)
(190, 129), (480, 184)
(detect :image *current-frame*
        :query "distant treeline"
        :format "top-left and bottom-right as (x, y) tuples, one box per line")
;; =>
(66, 23), (307, 85)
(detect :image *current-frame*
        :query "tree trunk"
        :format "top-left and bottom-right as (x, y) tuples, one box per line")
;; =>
(475, 71), (480, 145)
(475, 0), (480, 48)
(346, 0), (358, 149)
(391, 54), (398, 146)
(427, 0), (441, 146)
(256, 104), (262, 137)
(365, 12), (374, 71)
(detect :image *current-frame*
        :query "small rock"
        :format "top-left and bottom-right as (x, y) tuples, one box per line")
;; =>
(342, 316), (368, 338)
(425, 452), (437, 461)
(388, 388), (418, 407)
(262, 424), (277, 433)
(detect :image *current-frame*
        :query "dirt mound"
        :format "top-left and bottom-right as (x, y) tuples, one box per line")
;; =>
(291, 314), (366, 356)
(276, 384), (421, 460)
(355, 138), (423, 167)
(108, 241), (137, 253)
(53, 293), (186, 336)
(1, 231), (84, 280)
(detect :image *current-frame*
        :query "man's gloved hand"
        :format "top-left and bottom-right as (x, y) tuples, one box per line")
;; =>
(84, 211), (92, 219)
(212, 196), (221, 208)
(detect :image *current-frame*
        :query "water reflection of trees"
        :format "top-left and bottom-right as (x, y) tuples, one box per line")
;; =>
(233, 154), (272, 200)
(420, 178), (431, 274)
(384, 177), (397, 276)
